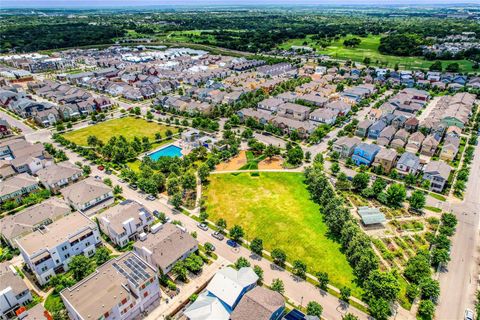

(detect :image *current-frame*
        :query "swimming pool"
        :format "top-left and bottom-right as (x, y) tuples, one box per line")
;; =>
(149, 145), (183, 160)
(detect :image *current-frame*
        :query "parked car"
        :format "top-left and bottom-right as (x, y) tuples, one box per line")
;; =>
(105, 170), (112, 175)
(197, 223), (208, 231)
(118, 179), (125, 183)
(227, 239), (238, 248)
(94, 175), (101, 180)
(146, 194), (156, 201)
(97, 165), (105, 171)
(153, 210), (160, 217)
(465, 309), (474, 320)
(129, 184), (138, 190)
(211, 231), (224, 241)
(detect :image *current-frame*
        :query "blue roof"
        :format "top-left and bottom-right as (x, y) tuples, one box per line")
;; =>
(356, 143), (381, 154)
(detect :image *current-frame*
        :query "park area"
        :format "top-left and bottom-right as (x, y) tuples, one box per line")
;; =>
(62, 117), (177, 146)
(279, 34), (475, 72)
(204, 172), (360, 295)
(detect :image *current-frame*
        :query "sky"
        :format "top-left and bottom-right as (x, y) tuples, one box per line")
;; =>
(1, 0), (477, 9)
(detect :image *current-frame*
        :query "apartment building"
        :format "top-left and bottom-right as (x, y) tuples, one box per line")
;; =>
(36, 162), (83, 193)
(60, 177), (114, 214)
(61, 252), (160, 320)
(0, 173), (39, 203)
(16, 212), (101, 285)
(97, 200), (154, 248)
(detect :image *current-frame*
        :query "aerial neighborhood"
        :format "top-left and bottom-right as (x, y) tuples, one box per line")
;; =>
(0, 4), (479, 320)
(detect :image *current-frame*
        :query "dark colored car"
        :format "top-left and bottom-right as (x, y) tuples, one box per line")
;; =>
(227, 239), (238, 248)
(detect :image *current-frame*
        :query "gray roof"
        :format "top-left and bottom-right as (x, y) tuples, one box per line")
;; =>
(60, 177), (112, 205)
(0, 173), (38, 198)
(133, 223), (198, 271)
(36, 162), (82, 186)
(358, 206), (386, 225)
(397, 152), (420, 168)
(231, 286), (284, 320)
(98, 200), (152, 234)
(0, 262), (29, 296)
(424, 161), (452, 180)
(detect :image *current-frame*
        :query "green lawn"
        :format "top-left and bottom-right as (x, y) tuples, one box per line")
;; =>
(63, 117), (177, 146)
(205, 172), (361, 296)
(279, 34), (474, 72)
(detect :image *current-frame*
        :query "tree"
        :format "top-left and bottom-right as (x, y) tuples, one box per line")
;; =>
(103, 178), (112, 187)
(235, 257), (251, 269)
(199, 211), (208, 222)
(229, 225), (245, 242)
(404, 252), (431, 284)
(385, 183), (406, 208)
(404, 173), (416, 186)
(69, 255), (94, 281)
(271, 248), (287, 266)
(316, 272), (329, 291)
(113, 185), (123, 195)
(204, 242), (215, 254)
(292, 260), (307, 278)
(406, 283), (420, 301)
(181, 171), (197, 191)
(420, 278), (440, 301)
(250, 237), (264, 256)
(172, 261), (188, 281)
(342, 314), (359, 320)
(198, 163), (211, 183)
(431, 247), (450, 267)
(363, 270), (400, 302)
(368, 298), (391, 320)
(306, 301), (323, 317)
(265, 144), (280, 159)
(254, 265), (264, 283)
(216, 218), (227, 233)
(82, 165), (91, 176)
(336, 83), (344, 92)
(271, 278), (284, 294)
(352, 172), (370, 191)
(417, 299), (435, 320)
(340, 287), (351, 303)
(287, 146), (304, 165)
(94, 247), (111, 266)
(409, 190), (426, 212)
(331, 162), (340, 175)
(429, 60), (442, 71)
(446, 62), (460, 73)
(146, 111), (153, 120)
(171, 192), (183, 210)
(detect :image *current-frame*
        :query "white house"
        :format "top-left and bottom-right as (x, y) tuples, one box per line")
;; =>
(0, 263), (32, 319)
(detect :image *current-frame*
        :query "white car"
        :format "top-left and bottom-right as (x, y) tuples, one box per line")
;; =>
(465, 309), (474, 320)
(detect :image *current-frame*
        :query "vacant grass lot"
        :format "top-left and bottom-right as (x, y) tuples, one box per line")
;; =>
(279, 34), (474, 72)
(63, 117), (177, 146)
(205, 172), (360, 295)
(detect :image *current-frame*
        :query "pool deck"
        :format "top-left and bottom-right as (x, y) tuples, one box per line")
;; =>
(140, 139), (193, 160)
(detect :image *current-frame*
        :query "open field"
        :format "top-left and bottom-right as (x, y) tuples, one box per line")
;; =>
(279, 34), (475, 72)
(205, 172), (360, 295)
(63, 117), (177, 146)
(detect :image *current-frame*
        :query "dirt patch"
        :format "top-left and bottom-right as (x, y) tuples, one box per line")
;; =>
(216, 150), (247, 171)
(258, 156), (283, 170)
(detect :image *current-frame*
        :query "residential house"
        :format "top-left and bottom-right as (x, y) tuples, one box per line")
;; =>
(372, 148), (398, 173)
(60, 177), (114, 214)
(326, 100), (351, 116)
(0, 262), (32, 319)
(237, 109), (274, 125)
(257, 98), (284, 113)
(277, 103), (310, 121)
(133, 223), (198, 274)
(332, 136), (361, 158)
(396, 152), (421, 176)
(270, 116), (315, 138)
(16, 212), (101, 285)
(368, 109), (383, 122)
(390, 129), (410, 150)
(308, 108), (338, 125)
(440, 135), (461, 162)
(355, 120), (373, 138)
(230, 287), (285, 320)
(0, 119), (12, 138)
(423, 160), (452, 193)
(405, 132), (425, 154)
(404, 117), (419, 133)
(36, 162), (83, 193)
(61, 252), (160, 320)
(352, 143), (381, 166)
(377, 125), (397, 146)
(16, 302), (52, 320)
(392, 115), (408, 129)
(0, 173), (39, 203)
(298, 94), (329, 107)
(420, 134), (440, 157)
(0, 198), (71, 248)
(367, 119), (387, 140)
(98, 200), (154, 248)
(206, 267), (258, 311)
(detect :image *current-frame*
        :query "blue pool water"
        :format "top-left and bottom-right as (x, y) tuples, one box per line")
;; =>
(149, 145), (183, 160)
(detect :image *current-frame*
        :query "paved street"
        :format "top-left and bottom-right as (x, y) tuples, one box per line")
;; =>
(437, 142), (480, 319)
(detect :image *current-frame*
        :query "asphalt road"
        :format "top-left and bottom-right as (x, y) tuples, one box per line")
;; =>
(437, 142), (480, 319)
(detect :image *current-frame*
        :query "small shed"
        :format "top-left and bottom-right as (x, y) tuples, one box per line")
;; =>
(358, 206), (386, 226)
